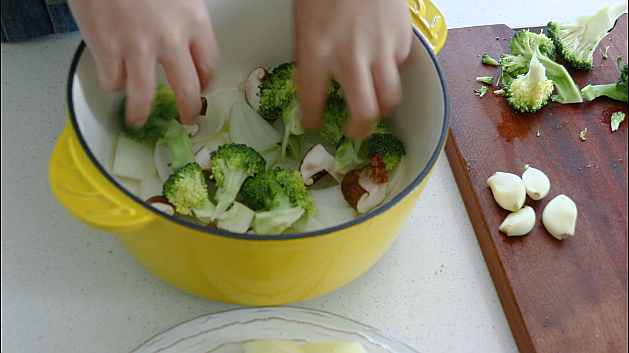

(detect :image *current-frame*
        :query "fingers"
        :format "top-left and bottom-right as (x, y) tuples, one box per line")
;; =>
(190, 28), (218, 92)
(160, 48), (202, 125)
(95, 55), (126, 92)
(124, 52), (157, 127)
(372, 56), (403, 119)
(336, 60), (380, 140)
(296, 56), (330, 131)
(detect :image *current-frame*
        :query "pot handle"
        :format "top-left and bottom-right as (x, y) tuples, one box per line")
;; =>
(408, 0), (447, 53)
(49, 120), (155, 233)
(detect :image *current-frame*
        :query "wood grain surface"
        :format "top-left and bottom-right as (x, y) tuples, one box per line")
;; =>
(438, 14), (629, 353)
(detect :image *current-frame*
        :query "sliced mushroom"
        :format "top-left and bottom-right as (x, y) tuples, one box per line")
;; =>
(194, 146), (213, 171)
(300, 144), (344, 186)
(146, 195), (175, 216)
(341, 154), (389, 213)
(245, 67), (269, 115)
(183, 123), (200, 137)
(200, 97), (208, 116)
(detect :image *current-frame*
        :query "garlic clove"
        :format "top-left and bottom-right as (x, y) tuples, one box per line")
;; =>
(487, 172), (526, 211)
(522, 166), (550, 200)
(542, 194), (577, 240)
(499, 206), (536, 236)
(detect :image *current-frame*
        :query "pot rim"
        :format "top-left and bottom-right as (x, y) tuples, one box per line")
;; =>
(66, 27), (451, 241)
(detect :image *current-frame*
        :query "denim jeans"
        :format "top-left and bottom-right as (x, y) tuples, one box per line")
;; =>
(1, 0), (78, 42)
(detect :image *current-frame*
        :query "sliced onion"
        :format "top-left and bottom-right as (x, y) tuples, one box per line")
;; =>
(140, 175), (165, 201)
(309, 185), (357, 228)
(228, 101), (282, 152)
(191, 96), (226, 143)
(260, 145), (282, 169)
(154, 144), (174, 181)
(112, 133), (156, 180)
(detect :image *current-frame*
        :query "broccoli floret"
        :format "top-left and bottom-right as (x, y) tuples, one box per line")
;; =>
(280, 98), (306, 161)
(257, 62), (297, 118)
(482, 54), (500, 66)
(502, 53), (555, 113)
(366, 133), (406, 170)
(333, 137), (365, 174)
(508, 29), (583, 104)
(374, 119), (389, 134)
(162, 162), (216, 219)
(547, 3), (628, 70)
(319, 93), (350, 144)
(241, 168), (317, 235)
(611, 111), (626, 132)
(581, 58), (629, 102)
(499, 54), (530, 85)
(120, 85), (195, 171)
(210, 143), (266, 217)
(475, 86), (489, 97)
(476, 76), (494, 85)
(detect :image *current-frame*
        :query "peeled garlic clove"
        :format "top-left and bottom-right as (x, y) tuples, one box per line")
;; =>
(542, 194), (577, 240)
(487, 172), (526, 211)
(499, 206), (535, 236)
(522, 167), (550, 200)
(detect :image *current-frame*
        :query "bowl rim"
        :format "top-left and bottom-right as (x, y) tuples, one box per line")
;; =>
(66, 27), (450, 241)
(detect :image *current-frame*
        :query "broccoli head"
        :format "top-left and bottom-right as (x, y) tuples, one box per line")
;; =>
(507, 29), (583, 104)
(547, 3), (628, 70)
(120, 84), (195, 170)
(499, 54), (530, 85)
(366, 133), (406, 170)
(257, 62), (297, 118)
(210, 143), (266, 217)
(581, 58), (629, 102)
(503, 53), (555, 113)
(162, 162), (216, 219)
(319, 93), (350, 144)
(241, 167), (317, 235)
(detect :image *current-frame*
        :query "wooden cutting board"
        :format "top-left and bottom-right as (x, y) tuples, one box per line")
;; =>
(438, 14), (628, 353)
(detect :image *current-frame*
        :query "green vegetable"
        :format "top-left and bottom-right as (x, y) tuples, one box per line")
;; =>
(476, 76), (494, 84)
(502, 53), (555, 113)
(611, 111), (626, 132)
(162, 162), (216, 220)
(241, 168), (317, 235)
(475, 86), (489, 97)
(257, 62), (297, 118)
(319, 93), (350, 144)
(547, 3), (628, 70)
(210, 143), (266, 217)
(120, 85), (195, 171)
(499, 54), (530, 85)
(600, 46), (610, 59)
(482, 54), (500, 66)
(280, 98), (306, 162)
(334, 137), (364, 174)
(366, 133), (406, 170)
(580, 128), (587, 141)
(581, 58), (628, 102)
(508, 29), (582, 104)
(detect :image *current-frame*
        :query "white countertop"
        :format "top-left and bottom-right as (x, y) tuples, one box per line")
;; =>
(1, 1), (618, 352)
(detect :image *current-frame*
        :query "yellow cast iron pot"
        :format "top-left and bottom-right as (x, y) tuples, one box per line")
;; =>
(49, 0), (449, 306)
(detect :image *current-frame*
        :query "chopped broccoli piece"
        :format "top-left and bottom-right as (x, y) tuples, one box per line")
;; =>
(502, 53), (555, 113)
(373, 119), (389, 134)
(508, 29), (583, 104)
(581, 58), (629, 102)
(600, 46), (610, 59)
(499, 54), (530, 85)
(280, 98), (306, 162)
(241, 168), (317, 235)
(120, 85), (195, 171)
(476, 76), (494, 85)
(162, 162), (216, 220)
(482, 54), (500, 66)
(611, 111), (626, 132)
(319, 93), (350, 144)
(366, 133), (406, 170)
(210, 143), (266, 217)
(475, 86), (489, 97)
(257, 62), (297, 118)
(547, 3), (628, 70)
(580, 128), (588, 141)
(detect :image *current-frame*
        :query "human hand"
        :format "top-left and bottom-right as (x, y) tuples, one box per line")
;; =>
(293, 0), (412, 140)
(68, 0), (218, 127)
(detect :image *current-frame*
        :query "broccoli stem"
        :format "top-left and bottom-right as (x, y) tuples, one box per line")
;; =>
(214, 170), (250, 217)
(157, 119), (196, 171)
(536, 52), (583, 104)
(581, 83), (629, 102)
(192, 199), (217, 223)
(253, 207), (306, 235)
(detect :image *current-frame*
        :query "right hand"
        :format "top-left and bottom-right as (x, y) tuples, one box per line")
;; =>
(68, 0), (219, 127)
